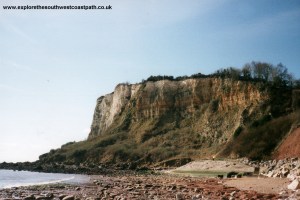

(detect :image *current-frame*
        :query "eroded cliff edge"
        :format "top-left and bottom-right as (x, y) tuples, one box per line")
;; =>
(89, 78), (268, 138)
(87, 78), (270, 163)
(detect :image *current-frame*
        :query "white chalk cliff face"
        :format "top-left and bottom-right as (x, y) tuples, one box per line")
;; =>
(89, 78), (269, 145)
(90, 84), (141, 137)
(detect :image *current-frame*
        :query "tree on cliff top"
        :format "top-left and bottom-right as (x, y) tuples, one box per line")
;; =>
(141, 61), (298, 89)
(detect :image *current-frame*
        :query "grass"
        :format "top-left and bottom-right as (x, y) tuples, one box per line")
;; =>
(41, 110), (299, 167)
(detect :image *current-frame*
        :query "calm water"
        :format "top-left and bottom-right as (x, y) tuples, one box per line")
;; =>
(0, 169), (90, 188)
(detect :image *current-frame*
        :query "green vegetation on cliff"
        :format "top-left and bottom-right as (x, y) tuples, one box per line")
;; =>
(38, 62), (300, 169)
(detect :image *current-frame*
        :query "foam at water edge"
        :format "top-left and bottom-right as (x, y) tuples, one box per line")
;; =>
(2, 176), (75, 189)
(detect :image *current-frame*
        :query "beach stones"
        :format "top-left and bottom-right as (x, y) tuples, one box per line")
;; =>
(23, 194), (35, 200)
(58, 194), (67, 200)
(0, 171), (282, 200)
(85, 197), (100, 200)
(62, 195), (74, 200)
(35, 195), (52, 200)
(175, 193), (184, 200)
(288, 179), (300, 190)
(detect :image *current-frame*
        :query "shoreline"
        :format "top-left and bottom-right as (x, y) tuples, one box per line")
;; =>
(1, 158), (299, 199)
(0, 173), (284, 200)
(0, 169), (90, 190)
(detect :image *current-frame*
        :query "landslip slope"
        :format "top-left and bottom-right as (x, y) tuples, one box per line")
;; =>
(274, 127), (300, 159)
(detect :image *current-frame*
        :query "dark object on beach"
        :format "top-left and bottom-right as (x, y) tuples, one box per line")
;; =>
(254, 167), (260, 175)
(236, 174), (242, 178)
(227, 171), (238, 178)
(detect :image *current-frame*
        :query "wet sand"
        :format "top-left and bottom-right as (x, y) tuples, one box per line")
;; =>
(224, 176), (290, 194)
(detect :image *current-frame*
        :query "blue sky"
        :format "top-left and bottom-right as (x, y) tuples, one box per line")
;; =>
(0, 0), (300, 162)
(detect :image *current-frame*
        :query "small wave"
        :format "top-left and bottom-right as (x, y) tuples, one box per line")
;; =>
(3, 176), (75, 189)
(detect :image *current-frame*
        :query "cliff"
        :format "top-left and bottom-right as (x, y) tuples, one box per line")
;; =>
(84, 78), (270, 164)
(36, 77), (297, 168)
(89, 84), (142, 138)
(89, 78), (268, 140)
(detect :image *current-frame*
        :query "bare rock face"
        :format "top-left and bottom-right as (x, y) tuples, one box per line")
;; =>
(274, 127), (300, 159)
(89, 84), (141, 137)
(88, 78), (269, 154)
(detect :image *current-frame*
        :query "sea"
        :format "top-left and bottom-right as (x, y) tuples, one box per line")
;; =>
(0, 169), (90, 189)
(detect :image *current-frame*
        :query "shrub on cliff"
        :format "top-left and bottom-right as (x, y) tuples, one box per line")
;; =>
(145, 75), (174, 82)
(141, 61), (297, 89)
(221, 112), (297, 160)
(72, 149), (87, 164)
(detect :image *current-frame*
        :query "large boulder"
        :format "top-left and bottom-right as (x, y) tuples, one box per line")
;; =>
(287, 179), (300, 190)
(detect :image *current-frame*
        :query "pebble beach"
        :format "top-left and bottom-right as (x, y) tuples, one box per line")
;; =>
(0, 173), (286, 200)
